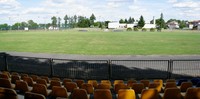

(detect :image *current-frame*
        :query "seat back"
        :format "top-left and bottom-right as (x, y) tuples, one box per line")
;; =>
(127, 80), (137, 87)
(166, 79), (176, 83)
(132, 83), (145, 94)
(36, 79), (48, 87)
(118, 89), (136, 99)
(40, 76), (50, 83)
(62, 78), (72, 85)
(25, 92), (45, 99)
(0, 78), (13, 88)
(0, 73), (9, 79)
(51, 77), (61, 81)
(165, 82), (177, 90)
(140, 80), (150, 88)
(94, 89), (112, 99)
(51, 86), (68, 98)
(141, 89), (159, 99)
(149, 82), (162, 92)
(75, 79), (85, 88)
(64, 82), (78, 92)
(15, 80), (29, 93)
(0, 87), (18, 99)
(88, 80), (98, 89)
(114, 80), (124, 85)
(32, 84), (48, 96)
(163, 88), (182, 99)
(23, 77), (34, 86)
(30, 75), (39, 82)
(114, 83), (129, 94)
(97, 83), (111, 89)
(184, 87), (200, 99)
(81, 83), (94, 94)
(11, 75), (20, 84)
(49, 80), (61, 89)
(180, 82), (192, 92)
(71, 89), (88, 99)
(101, 80), (111, 88)
(21, 74), (29, 79)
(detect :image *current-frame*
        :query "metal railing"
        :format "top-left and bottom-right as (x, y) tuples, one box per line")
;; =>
(0, 53), (200, 80)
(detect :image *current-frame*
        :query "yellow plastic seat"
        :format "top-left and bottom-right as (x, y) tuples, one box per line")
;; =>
(118, 89), (136, 99)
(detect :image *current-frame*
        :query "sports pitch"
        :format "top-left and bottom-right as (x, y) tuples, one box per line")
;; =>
(0, 29), (200, 55)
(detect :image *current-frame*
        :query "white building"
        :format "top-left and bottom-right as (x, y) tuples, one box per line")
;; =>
(167, 21), (179, 29)
(108, 22), (119, 29)
(143, 24), (156, 29)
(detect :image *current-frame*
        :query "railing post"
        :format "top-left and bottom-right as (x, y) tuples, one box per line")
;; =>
(108, 60), (112, 80)
(4, 53), (8, 71)
(49, 58), (53, 77)
(168, 59), (173, 79)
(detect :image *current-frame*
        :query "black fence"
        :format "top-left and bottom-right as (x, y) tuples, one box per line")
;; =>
(0, 53), (200, 80)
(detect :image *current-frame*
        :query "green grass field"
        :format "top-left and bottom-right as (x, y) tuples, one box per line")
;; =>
(0, 29), (200, 55)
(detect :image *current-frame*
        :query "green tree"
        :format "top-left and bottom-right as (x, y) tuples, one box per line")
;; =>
(51, 16), (57, 28)
(28, 20), (38, 29)
(0, 24), (9, 30)
(156, 13), (166, 30)
(58, 17), (61, 28)
(12, 23), (20, 30)
(64, 14), (69, 28)
(138, 15), (145, 28)
(90, 13), (96, 26)
(124, 19), (128, 23)
(119, 19), (124, 23)
(128, 17), (134, 24)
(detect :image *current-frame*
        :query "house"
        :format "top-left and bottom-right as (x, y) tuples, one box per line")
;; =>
(143, 23), (156, 29)
(108, 22), (119, 29)
(167, 21), (179, 29)
(108, 22), (138, 29)
(188, 20), (200, 30)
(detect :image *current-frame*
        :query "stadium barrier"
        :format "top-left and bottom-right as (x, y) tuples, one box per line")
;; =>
(0, 53), (200, 80)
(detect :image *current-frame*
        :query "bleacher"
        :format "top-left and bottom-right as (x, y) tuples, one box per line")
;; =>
(1, 71), (200, 99)
(1, 53), (200, 99)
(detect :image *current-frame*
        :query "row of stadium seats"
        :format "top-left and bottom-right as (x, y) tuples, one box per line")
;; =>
(1, 71), (200, 99)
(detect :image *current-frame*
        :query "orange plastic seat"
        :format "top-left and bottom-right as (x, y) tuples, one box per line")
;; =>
(140, 80), (150, 88)
(141, 89), (160, 99)
(51, 86), (68, 98)
(40, 76), (50, 83)
(94, 89), (112, 99)
(88, 80), (98, 89)
(101, 80), (111, 88)
(149, 82), (162, 92)
(118, 89), (136, 99)
(71, 89), (89, 99)
(23, 77), (35, 86)
(36, 78), (49, 87)
(15, 80), (32, 93)
(0, 78), (15, 89)
(164, 82), (177, 91)
(25, 92), (46, 99)
(31, 84), (51, 97)
(166, 79), (176, 83)
(75, 79), (85, 88)
(51, 77), (61, 81)
(0, 73), (9, 79)
(114, 80), (124, 85)
(62, 78), (72, 85)
(0, 87), (18, 99)
(81, 83), (94, 94)
(163, 88), (183, 99)
(97, 83), (111, 89)
(184, 87), (200, 99)
(64, 82), (78, 92)
(21, 73), (29, 79)
(49, 80), (61, 89)
(132, 83), (145, 94)
(114, 83), (129, 94)
(30, 75), (39, 82)
(127, 80), (137, 87)
(180, 82), (192, 92)
(11, 75), (20, 84)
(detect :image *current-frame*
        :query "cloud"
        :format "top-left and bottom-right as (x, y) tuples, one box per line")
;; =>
(168, 0), (177, 3)
(173, 1), (199, 8)
(0, 0), (21, 15)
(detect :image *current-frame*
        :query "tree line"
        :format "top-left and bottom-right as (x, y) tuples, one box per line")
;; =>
(0, 13), (188, 30)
